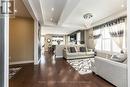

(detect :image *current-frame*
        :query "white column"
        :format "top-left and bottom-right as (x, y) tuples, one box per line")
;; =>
(4, 14), (9, 87)
(0, 0), (9, 87)
(128, 0), (130, 86)
(127, 5), (130, 87)
(34, 20), (39, 65)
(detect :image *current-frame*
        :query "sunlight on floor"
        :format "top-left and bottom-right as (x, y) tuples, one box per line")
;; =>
(40, 55), (46, 64)
(52, 55), (56, 64)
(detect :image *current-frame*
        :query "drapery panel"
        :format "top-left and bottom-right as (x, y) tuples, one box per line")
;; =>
(92, 16), (126, 52)
(109, 22), (126, 50)
(93, 29), (101, 48)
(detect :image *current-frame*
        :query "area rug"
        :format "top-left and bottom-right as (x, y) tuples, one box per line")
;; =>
(67, 58), (94, 75)
(9, 67), (22, 79)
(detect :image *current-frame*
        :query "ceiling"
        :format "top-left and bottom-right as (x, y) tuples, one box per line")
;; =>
(41, 0), (67, 25)
(61, 0), (127, 28)
(15, 0), (31, 18)
(27, 0), (127, 35)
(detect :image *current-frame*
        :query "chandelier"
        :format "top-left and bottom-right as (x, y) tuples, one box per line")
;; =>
(83, 13), (93, 19)
(83, 13), (93, 28)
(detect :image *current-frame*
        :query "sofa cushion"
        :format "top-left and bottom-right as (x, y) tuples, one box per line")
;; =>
(75, 46), (80, 52)
(69, 47), (76, 53)
(79, 47), (86, 52)
(123, 59), (127, 64)
(67, 53), (79, 57)
(110, 54), (127, 63)
(78, 52), (86, 55)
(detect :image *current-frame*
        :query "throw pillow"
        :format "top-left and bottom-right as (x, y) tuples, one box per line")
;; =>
(110, 54), (127, 63)
(79, 47), (86, 52)
(67, 47), (70, 53)
(70, 47), (76, 53)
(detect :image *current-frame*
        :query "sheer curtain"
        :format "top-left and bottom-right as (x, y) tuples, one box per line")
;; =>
(109, 21), (126, 52)
(93, 28), (101, 50)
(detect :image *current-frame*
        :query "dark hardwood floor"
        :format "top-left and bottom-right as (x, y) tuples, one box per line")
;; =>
(9, 52), (115, 87)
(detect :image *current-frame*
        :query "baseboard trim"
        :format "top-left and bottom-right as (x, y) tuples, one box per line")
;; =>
(34, 58), (41, 65)
(9, 60), (34, 65)
(56, 56), (63, 58)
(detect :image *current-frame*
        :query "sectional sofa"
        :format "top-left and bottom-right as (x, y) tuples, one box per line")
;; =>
(92, 56), (127, 87)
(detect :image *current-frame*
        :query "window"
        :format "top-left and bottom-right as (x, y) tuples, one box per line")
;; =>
(94, 22), (126, 53)
(102, 27), (111, 52)
(94, 29), (101, 50)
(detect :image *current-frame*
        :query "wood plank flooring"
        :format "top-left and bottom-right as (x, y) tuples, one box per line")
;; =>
(9, 52), (115, 87)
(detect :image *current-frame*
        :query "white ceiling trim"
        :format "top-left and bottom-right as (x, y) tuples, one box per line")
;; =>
(39, 0), (46, 25)
(27, 0), (44, 25)
(23, 0), (36, 19)
(58, 0), (81, 25)
(41, 25), (83, 35)
(39, 0), (45, 24)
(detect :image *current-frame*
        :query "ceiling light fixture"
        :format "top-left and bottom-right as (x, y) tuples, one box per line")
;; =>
(83, 13), (93, 19)
(51, 8), (54, 11)
(83, 13), (93, 28)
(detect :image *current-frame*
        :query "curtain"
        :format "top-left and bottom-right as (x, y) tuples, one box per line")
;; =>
(109, 22), (125, 50)
(93, 29), (101, 48)
(92, 16), (126, 51)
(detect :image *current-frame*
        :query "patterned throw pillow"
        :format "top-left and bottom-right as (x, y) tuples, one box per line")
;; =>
(110, 54), (127, 63)
(79, 47), (86, 52)
(69, 47), (76, 53)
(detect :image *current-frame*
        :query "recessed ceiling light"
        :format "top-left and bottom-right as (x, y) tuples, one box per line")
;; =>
(14, 10), (17, 13)
(50, 18), (53, 21)
(51, 8), (54, 11)
(121, 4), (124, 8)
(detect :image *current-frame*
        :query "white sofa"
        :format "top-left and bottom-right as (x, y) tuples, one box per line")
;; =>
(63, 45), (95, 59)
(92, 56), (127, 87)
